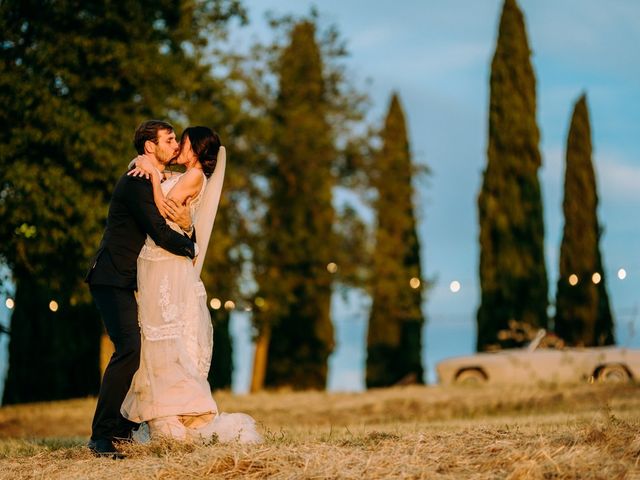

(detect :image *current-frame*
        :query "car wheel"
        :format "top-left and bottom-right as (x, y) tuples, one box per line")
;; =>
(455, 368), (486, 385)
(597, 364), (630, 383)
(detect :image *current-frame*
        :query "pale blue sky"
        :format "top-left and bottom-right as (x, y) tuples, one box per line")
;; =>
(228, 0), (640, 390)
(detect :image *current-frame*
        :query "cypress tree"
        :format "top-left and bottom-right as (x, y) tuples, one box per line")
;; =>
(477, 0), (548, 351)
(555, 94), (614, 346)
(594, 247), (615, 345)
(253, 21), (336, 389)
(366, 93), (424, 387)
(209, 312), (233, 390)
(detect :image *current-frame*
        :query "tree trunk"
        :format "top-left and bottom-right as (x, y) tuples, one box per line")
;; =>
(250, 326), (270, 393)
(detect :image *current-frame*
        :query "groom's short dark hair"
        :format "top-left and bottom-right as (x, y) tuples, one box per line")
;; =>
(134, 120), (174, 154)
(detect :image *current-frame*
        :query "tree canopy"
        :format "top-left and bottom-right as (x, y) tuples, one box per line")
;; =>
(555, 94), (615, 346)
(0, 0), (246, 403)
(366, 93), (425, 387)
(477, 0), (548, 351)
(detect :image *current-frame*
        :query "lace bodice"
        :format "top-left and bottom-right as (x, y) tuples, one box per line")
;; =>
(139, 171), (207, 261)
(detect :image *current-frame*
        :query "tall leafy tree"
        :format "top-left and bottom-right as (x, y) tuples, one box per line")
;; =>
(366, 93), (424, 387)
(252, 21), (336, 389)
(0, 0), (245, 403)
(477, 0), (548, 351)
(202, 10), (370, 392)
(178, 57), (262, 391)
(555, 94), (614, 346)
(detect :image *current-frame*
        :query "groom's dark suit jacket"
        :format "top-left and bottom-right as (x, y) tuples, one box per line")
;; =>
(86, 173), (196, 290)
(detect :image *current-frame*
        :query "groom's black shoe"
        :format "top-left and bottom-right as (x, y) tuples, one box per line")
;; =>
(87, 438), (126, 459)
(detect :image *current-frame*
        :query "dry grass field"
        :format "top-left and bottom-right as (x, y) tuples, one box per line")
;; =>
(0, 383), (639, 479)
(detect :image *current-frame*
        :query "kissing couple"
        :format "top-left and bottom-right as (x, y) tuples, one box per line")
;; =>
(85, 120), (260, 457)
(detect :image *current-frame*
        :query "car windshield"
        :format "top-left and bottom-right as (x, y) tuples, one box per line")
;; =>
(526, 329), (547, 351)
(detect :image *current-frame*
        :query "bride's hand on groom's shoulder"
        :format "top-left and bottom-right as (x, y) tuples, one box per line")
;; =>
(128, 165), (150, 180)
(128, 154), (159, 182)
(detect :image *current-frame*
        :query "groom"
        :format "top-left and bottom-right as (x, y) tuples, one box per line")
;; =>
(85, 120), (197, 457)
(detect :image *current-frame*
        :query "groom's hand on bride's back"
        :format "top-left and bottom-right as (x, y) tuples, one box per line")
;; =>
(164, 197), (193, 232)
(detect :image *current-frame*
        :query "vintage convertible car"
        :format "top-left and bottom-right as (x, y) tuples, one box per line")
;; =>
(436, 330), (640, 385)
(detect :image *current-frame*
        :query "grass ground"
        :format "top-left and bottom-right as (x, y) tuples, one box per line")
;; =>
(0, 383), (639, 479)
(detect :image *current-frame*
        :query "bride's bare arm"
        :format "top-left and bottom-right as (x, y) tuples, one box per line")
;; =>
(149, 172), (168, 217)
(128, 155), (169, 216)
(165, 168), (203, 206)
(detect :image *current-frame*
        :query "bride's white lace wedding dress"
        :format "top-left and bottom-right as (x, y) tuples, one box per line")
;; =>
(121, 152), (261, 444)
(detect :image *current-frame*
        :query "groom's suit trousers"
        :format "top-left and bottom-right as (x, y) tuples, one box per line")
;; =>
(86, 172), (197, 441)
(90, 285), (141, 441)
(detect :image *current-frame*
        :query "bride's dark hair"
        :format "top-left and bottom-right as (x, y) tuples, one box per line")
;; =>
(180, 126), (221, 178)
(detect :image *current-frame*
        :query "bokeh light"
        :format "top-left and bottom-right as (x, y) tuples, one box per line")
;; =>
(209, 298), (222, 310)
(449, 281), (461, 293)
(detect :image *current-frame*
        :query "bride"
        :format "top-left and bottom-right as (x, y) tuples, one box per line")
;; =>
(121, 126), (260, 444)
